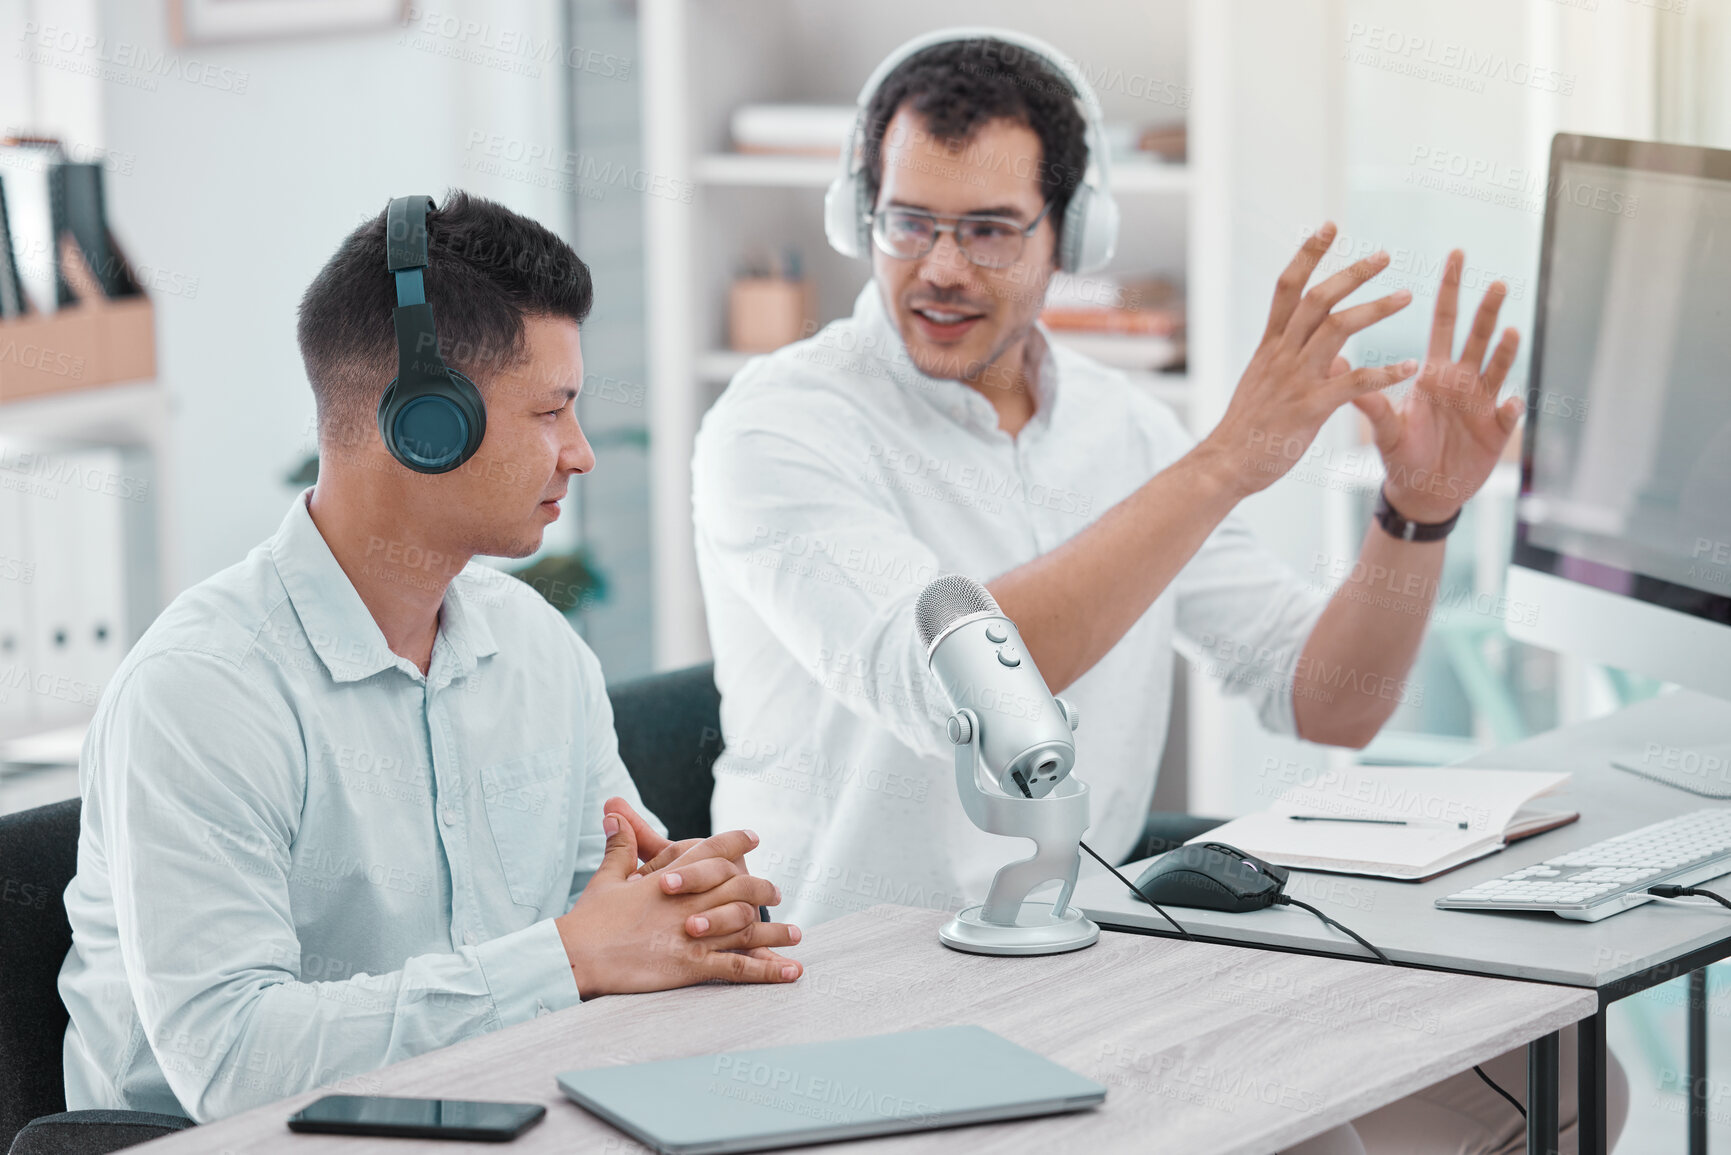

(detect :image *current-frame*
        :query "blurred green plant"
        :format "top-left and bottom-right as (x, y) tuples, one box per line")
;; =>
(508, 549), (607, 614)
(287, 454), (319, 485)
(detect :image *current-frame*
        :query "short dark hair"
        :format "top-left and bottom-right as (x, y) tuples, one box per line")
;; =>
(862, 38), (1089, 247)
(297, 190), (592, 440)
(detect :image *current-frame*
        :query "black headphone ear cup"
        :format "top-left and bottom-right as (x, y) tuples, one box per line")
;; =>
(378, 369), (487, 474)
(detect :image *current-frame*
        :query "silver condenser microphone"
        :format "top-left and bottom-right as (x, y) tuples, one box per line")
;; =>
(915, 575), (1079, 799)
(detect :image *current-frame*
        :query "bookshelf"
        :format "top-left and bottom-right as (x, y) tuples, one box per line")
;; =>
(642, 0), (1207, 669)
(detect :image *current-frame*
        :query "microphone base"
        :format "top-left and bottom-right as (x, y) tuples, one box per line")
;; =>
(939, 902), (1100, 956)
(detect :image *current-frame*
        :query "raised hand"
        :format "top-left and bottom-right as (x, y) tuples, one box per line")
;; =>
(1352, 249), (1522, 523)
(1204, 222), (1417, 495)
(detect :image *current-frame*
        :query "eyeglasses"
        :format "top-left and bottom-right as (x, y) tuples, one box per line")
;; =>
(868, 202), (1054, 269)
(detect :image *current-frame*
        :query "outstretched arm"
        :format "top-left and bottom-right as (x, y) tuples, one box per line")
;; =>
(994, 224), (1416, 692)
(1293, 250), (1522, 746)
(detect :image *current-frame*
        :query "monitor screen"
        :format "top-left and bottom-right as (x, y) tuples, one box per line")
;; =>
(1514, 136), (1731, 629)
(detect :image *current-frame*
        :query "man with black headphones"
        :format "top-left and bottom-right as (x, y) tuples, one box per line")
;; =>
(691, 29), (1624, 1155)
(58, 193), (802, 1123)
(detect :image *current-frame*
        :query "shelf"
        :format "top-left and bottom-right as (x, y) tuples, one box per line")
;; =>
(0, 381), (169, 447)
(694, 153), (1190, 194)
(0, 720), (89, 765)
(697, 349), (759, 383)
(695, 153), (834, 187)
(1107, 161), (1192, 193)
(1047, 330), (1182, 372)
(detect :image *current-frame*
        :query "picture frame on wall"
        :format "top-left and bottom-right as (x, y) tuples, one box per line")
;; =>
(170, 0), (408, 45)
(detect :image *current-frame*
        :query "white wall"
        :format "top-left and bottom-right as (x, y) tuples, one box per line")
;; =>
(13, 0), (578, 591)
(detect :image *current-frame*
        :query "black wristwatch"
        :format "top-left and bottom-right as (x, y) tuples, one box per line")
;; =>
(1373, 485), (1460, 542)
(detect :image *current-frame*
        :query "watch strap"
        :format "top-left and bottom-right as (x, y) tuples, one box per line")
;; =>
(1374, 486), (1460, 542)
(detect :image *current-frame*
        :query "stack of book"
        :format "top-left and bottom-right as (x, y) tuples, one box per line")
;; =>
(0, 137), (155, 402)
(1042, 273), (1185, 372)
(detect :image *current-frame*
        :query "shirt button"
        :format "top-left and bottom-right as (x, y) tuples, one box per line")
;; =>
(463, 930), (479, 946)
(441, 806), (457, 826)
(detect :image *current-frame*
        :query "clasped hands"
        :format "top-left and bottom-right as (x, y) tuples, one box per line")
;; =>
(554, 796), (802, 998)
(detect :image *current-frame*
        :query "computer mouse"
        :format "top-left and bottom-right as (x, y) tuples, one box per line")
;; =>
(1130, 841), (1290, 913)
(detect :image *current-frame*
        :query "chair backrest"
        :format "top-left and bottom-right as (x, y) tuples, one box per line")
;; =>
(605, 663), (724, 842)
(0, 797), (80, 1147)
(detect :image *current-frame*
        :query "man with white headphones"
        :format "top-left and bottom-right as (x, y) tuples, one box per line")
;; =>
(692, 29), (1623, 1153)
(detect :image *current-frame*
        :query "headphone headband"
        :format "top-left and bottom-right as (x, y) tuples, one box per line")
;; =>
(823, 27), (1119, 275)
(842, 28), (1114, 191)
(386, 195), (434, 272)
(376, 194), (487, 474)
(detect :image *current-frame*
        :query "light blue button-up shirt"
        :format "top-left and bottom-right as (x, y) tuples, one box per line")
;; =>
(58, 487), (659, 1122)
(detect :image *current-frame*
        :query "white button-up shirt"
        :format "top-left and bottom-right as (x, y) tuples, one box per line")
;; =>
(693, 283), (1328, 929)
(59, 487), (656, 1121)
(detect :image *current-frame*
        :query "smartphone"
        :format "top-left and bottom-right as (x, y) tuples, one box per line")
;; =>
(286, 1094), (546, 1142)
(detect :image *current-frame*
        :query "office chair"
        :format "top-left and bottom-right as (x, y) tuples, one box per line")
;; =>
(605, 663), (724, 841)
(0, 798), (193, 1155)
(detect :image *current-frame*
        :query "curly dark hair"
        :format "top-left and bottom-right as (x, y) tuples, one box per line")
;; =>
(298, 190), (592, 441)
(862, 37), (1089, 247)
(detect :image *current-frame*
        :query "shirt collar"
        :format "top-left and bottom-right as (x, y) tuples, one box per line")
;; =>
(269, 487), (498, 684)
(439, 566), (501, 678)
(853, 281), (1060, 436)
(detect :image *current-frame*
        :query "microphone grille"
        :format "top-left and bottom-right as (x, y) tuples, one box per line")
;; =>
(915, 575), (1001, 648)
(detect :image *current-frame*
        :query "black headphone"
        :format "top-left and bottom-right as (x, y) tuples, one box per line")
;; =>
(376, 195), (487, 473)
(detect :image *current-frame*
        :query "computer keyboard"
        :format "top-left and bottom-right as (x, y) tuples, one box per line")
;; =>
(1436, 808), (1731, 922)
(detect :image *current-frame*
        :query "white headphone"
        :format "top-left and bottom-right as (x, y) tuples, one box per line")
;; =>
(823, 27), (1120, 276)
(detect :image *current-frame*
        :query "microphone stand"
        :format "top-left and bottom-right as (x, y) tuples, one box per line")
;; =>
(939, 707), (1101, 956)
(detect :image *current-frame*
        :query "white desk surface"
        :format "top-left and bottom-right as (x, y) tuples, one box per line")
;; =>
(1079, 688), (1731, 988)
(135, 904), (1592, 1155)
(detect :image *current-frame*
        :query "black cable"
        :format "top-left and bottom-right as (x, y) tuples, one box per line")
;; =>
(1077, 839), (1192, 940)
(1472, 1063), (1530, 1121)
(1649, 884), (1731, 911)
(1276, 894), (1526, 1120)
(1277, 896), (1391, 964)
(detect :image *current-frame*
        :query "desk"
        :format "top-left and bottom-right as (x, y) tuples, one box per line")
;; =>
(1077, 688), (1731, 1155)
(136, 905), (1592, 1155)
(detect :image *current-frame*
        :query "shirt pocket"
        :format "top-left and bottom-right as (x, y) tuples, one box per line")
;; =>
(479, 743), (573, 908)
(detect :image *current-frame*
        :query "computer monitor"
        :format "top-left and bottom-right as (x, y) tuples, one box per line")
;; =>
(1506, 133), (1731, 792)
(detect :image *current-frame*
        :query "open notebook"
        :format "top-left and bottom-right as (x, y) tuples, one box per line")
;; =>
(1191, 767), (1577, 881)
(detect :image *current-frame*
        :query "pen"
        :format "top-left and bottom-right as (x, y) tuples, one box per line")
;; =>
(1287, 814), (1469, 830)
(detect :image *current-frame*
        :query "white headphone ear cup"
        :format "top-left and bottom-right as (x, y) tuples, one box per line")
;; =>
(1058, 186), (1091, 273)
(1064, 187), (1120, 275)
(824, 174), (863, 259)
(855, 172), (874, 255)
